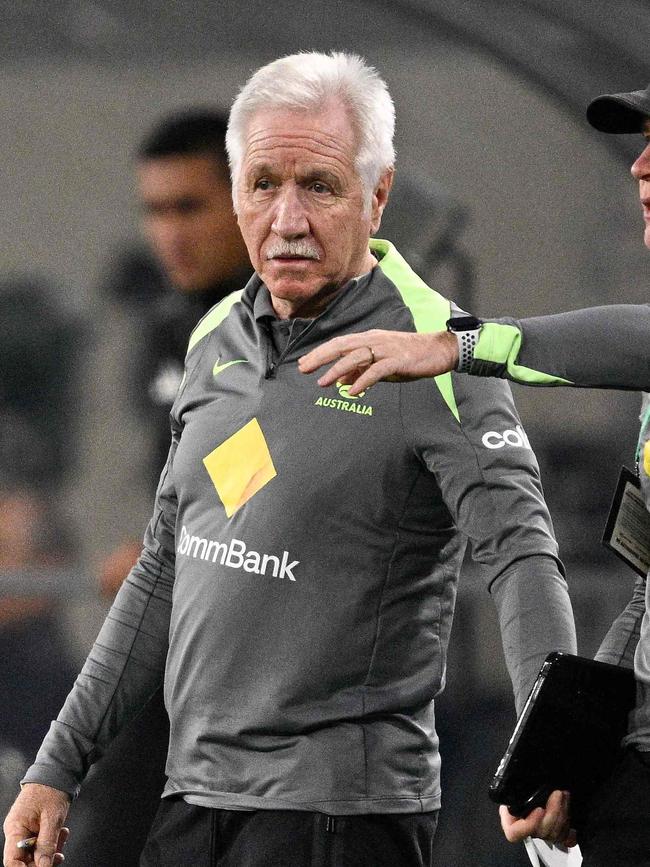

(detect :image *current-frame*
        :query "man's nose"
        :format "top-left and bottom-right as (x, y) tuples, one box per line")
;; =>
(631, 143), (650, 180)
(271, 185), (309, 239)
(148, 215), (184, 247)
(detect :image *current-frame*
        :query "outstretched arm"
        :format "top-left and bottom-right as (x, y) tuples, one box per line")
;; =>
(300, 304), (650, 393)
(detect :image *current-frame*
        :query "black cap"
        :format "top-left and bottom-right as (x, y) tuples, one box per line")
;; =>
(587, 84), (650, 134)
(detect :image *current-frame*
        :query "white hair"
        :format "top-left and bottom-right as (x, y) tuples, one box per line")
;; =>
(226, 51), (395, 209)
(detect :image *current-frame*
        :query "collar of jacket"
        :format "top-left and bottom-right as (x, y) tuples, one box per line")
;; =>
(186, 239), (459, 420)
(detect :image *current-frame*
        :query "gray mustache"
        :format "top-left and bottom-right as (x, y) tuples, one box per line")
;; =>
(266, 241), (320, 260)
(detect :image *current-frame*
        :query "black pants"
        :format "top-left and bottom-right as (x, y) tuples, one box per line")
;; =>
(139, 798), (439, 867)
(579, 747), (650, 867)
(64, 689), (169, 867)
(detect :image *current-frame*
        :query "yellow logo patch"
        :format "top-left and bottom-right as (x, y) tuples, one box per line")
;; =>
(336, 381), (366, 399)
(203, 418), (277, 517)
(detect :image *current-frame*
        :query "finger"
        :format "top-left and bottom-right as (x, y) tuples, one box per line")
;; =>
(3, 850), (32, 865)
(329, 369), (357, 386)
(315, 359), (362, 387)
(498, 804), (514, 829)
(346, 359), (399, 395)
(554, 797), (573, 846)
(537, 790), (570, 842)
(3, 841), (33, 866)
(51, 827), (69, 864)
(301, 333), (384, 372)
(522, 790), (575, 845)
(4, 829), (36, 866)
(34, 815), (64, 867)
(314, 349), (378, 388)
(299, 336), (363, 372)
(36, 841), (58, 867)
(499, 804), (545, 843)
(56, 828), (69, 853)
(3, 853), (32, 866)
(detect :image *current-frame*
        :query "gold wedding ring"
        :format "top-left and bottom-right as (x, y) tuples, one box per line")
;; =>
(357, 346), (375, 369)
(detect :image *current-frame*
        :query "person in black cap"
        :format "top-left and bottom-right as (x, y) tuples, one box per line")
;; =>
(299, 85), (650, 864)
(586, 82), (650, 134)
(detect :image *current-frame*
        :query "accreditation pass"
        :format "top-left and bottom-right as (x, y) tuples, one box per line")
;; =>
(602, 466), (650, 577)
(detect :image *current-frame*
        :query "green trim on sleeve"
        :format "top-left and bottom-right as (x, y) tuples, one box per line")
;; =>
(371, 238), (460, 422)
(636, 404), (650, 466)
(475, 322), (573, 386)
(187, 290), (244, 355)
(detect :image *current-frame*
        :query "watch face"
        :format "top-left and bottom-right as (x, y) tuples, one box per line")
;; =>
(447, 316), (482, 332)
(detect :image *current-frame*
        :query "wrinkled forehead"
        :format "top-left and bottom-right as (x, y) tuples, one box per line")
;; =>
(243, 102), (360, 164)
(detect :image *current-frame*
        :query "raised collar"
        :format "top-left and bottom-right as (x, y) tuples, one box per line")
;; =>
(251, 269), (374, 325)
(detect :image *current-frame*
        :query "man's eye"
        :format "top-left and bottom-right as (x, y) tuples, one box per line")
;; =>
(310, 182), (331, 194)
(255, 179), (274, 191)
(176, 199), (201, 214)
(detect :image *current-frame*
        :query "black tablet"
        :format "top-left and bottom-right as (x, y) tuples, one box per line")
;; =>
(488, 652), (636, 828)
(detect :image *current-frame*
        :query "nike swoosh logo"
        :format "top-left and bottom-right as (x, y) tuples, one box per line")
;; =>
(213, 357), (248, 377)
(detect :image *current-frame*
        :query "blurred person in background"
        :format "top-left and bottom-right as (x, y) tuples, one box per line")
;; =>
(0, 488), (77, 840)
(0, 275), (82, 828)
(0, 277), (82, 488)
(299, 83), (650, 865)
(98, 108), (252, 594)
(62, 110), (251, 867)
(103, 108), (252, 498)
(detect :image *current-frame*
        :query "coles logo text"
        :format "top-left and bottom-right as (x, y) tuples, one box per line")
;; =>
(481, 424), (531, 450)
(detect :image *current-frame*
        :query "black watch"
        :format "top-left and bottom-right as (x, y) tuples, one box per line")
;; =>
(446, 316), (482, 372)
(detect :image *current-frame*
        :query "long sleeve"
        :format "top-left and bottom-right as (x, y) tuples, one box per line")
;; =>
(490, 555), (577, 713)
(467, 304), (650, 698)
(406, 371), (577, 713)
(472, 304), (650, 390)
(21, 433), (179, 798)
(595, 575), (646, 668)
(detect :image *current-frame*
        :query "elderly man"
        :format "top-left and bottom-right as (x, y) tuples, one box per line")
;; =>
(301, 83), (650, 865)
(3, 52), (576, 867)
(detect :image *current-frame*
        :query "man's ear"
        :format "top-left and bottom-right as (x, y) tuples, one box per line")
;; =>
(370, 168), (394, 234)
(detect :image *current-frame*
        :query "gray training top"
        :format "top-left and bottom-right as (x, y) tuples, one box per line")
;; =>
(470, 305), (650, 751)
(23, 241), (576, 814)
